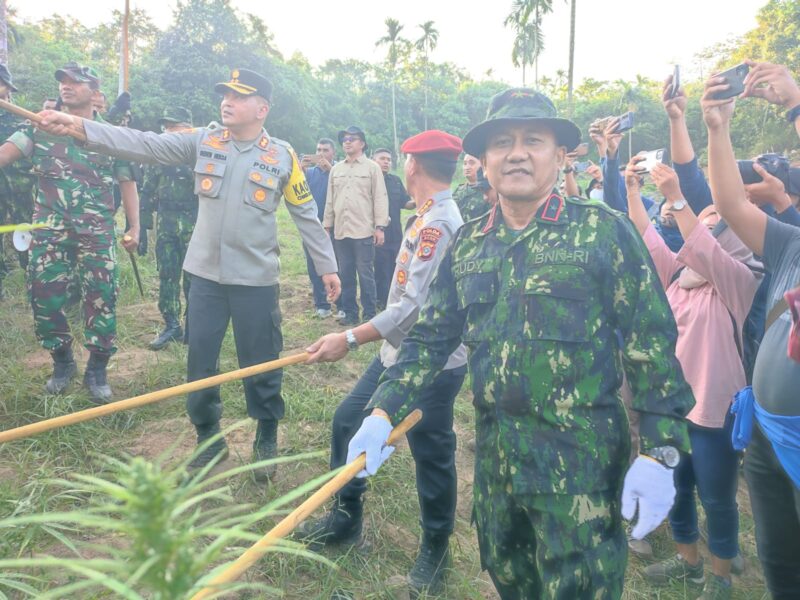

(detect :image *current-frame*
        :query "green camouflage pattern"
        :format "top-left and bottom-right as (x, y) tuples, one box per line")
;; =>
(452, 182), (491, 223)
(141, 164), (198, 320)
(0, 110), (36, 280)
(8, 116), (132, 353)
(370, 191), (694, 496)
(475, 481), (626, 598)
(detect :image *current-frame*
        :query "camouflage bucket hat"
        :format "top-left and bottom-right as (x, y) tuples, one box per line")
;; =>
(462, 88), (581, 156)
(158, 106), (193, 126)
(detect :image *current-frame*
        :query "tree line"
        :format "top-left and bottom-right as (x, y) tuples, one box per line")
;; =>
(4, 0), (798, 164)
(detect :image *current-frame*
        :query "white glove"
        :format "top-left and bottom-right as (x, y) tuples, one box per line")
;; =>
(621, 456), (676, 539)
(346, 415), (395, 478)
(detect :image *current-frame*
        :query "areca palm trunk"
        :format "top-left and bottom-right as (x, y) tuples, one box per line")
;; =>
(391, 77), (398, 158)
(567, 0), (576, 117)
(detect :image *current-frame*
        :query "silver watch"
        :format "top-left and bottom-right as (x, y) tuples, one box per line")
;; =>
(344, 329), (359, 351)
(645, 445), (680, 468)
(667, 199), (687, 212)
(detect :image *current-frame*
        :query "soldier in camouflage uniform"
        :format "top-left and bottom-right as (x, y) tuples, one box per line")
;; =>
(141, 107), (198, 350)
(0, 64), (36, 296)
(453, 153), (492, 222)
(0, 62), (140, 403)
(344, 90), (695, 599)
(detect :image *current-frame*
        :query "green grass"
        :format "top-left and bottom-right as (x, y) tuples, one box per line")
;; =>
(0, 208), (769, 599)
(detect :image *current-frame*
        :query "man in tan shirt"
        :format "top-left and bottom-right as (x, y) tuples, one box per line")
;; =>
(323, 126), (389, 325)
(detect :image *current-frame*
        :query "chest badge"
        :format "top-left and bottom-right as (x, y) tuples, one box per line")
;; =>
(397, 269), (407, 285)
(205, 163), (215, 173)
(200, 177), (213, 192)
(254, 189), (267, 202)
(250, 172), (262, 182)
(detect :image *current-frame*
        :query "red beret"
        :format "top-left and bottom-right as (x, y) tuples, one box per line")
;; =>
(400, 130), (463, 160)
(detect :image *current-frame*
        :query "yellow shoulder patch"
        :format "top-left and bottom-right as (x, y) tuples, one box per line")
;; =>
(283, 152), (313, 206)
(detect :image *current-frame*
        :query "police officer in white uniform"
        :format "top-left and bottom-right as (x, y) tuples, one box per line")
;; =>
(38, 69), (340, 479)
(300, 130), (467, 596)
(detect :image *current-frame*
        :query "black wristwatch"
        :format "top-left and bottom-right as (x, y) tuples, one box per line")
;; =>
(787, 103), (800, 124)
(644, 446), (680, 469)
(563, 166), (575, 174)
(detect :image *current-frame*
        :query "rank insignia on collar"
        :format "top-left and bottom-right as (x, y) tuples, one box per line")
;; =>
(417, 198), (434, 215)
(258, 136), (269, 149)
(221, 129), (231, 141)
(540, 194), (564, 223)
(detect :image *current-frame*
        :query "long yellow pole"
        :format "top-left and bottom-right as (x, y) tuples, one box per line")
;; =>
(0, 98), (86, 142)
(190, 409), (422, 600)
(0, 352), (310, 444)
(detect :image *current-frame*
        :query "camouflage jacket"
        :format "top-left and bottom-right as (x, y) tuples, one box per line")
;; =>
(369, 191), (694, 495)
(453, 182), (491, 222)
(0, 110), (34, 182)
(7, 113), (132, 223)
(141, 163), (198, 215)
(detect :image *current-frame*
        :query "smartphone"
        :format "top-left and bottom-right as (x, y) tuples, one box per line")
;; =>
(669, 65), (680, 99)
(574, 161), (592, 173)
(574, 142), (589, 157)
(612, 111), (635, 134)
(636, 149), (666, 173)
(710, 63), (750, 100)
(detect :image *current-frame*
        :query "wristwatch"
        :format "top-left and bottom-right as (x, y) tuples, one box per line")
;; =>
(786, 103), (800, 124)
(563, 166), (575, 174)
(344, 329), (359, 351)
(667, 199), (687, 212)
(644, 445), (680, 468)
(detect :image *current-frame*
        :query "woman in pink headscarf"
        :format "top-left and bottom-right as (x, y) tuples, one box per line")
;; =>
(625, 158), (762, 599)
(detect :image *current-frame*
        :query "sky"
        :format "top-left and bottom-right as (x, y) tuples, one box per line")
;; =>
(12, 0), (765, 85)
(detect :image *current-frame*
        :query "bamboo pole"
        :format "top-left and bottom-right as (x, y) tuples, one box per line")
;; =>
(0, 353), (310, 444)
(0, 98), (86, 142)
(190, 409), (422, 600)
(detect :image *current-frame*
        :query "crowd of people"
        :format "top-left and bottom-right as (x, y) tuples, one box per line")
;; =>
(0, 54), (798, 600)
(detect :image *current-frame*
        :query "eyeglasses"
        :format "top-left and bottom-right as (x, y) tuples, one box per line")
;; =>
(342, 136), (361, 143)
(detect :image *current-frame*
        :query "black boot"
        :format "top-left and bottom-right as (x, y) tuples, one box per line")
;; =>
(407, 531), (450, 596)
(46, 342), (78, 394)
(149, 315), (183, 351)
(252, 419), (278, 482)
(188, 422), (229, 470)
(295, 496), (363, 549)
(83, 352), (112, 404)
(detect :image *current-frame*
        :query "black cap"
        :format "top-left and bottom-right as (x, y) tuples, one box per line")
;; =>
(338, 126), (368, 150)
(214, 68), (273, 102)
(158, 106), (193, 126)
(0, 64), (17, 92)
(462, 88), (581, 156)
(55, 61), (100, 86)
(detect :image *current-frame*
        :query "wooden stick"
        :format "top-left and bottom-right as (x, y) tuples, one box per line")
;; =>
(190, 409), (422, 600)
(0, 352), (310, 444)
(0, 98), (87, 142)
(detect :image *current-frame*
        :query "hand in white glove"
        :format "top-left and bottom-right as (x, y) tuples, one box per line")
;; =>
(346, 415), (395, 478)
(621, 456), (677, 539)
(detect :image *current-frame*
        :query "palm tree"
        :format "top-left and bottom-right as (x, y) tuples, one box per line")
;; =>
(566, 0), (576, 117)
(504, 0), (554, 87)
(376, 17), (406, 157)
(415, 20), (439, 130)
(0, 0), (8, 65)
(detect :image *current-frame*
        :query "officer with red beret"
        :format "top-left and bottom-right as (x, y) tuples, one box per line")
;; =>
(299, 130), (468, 595)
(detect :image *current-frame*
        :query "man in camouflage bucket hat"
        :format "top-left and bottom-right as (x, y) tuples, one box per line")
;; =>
(342, 88), (695, 598)
(142, 106), (198, 350)
(0, 61), (140, 403)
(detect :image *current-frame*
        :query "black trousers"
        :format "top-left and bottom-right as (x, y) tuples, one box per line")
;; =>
(186, 275), (284, 427)
(331, 356), (466, 535)
(335, 237), (377, 321)
(744, 423), (800, 599)
(374, 242), (400, 310)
